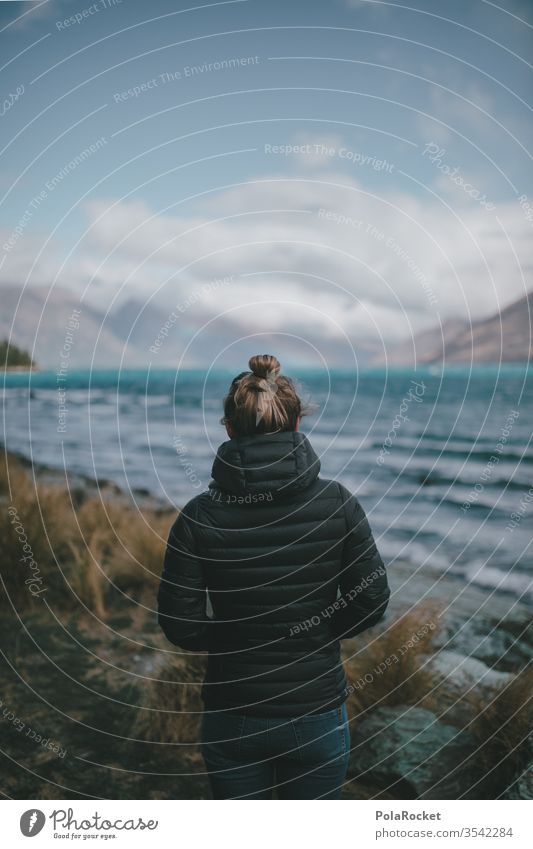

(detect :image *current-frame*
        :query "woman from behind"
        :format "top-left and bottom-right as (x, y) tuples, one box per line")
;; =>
(158, 355), (390, 799)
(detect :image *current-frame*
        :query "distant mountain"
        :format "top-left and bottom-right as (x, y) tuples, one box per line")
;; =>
(374, 318), (469, 366)
(437, 290), (532, 363)
(376, 291), (532, 365)
(105, 297), (171, 350)
(1, 285), (382, 369)
(0, 285), (128, 368)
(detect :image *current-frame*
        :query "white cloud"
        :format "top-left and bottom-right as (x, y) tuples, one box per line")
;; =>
(4, 0), (58, 30)
(1, 171), (530, 345)
(426, 82), (497, 137)
(343, 0), (389, 11)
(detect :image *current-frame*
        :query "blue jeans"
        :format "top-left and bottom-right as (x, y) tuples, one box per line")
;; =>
(201, 703), (350, 799)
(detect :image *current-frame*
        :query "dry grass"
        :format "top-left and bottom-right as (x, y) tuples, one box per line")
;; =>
(0, 452), (170, 614)
(0, 454), (78, 607)
(75, 495), (167, 605)
(132, 651), (207, 765)
(342, 599), (533, 796)
(106, 510), (169, 602)
(0, 450), (30, 498)
(76, 495), (125, 549)
(343, 602), (442, 726)
(463, 665), (533, 795)
(67, 529), (107, 618)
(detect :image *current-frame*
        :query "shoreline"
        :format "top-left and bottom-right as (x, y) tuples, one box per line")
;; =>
(2, 366), (38, 373)
(2, 363), (531, 380)
(1, 443), (174, 514)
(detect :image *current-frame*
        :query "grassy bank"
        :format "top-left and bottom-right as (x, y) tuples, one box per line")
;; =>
(0, 451), (169, 613)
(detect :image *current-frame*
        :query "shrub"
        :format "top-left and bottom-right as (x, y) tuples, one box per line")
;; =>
(67, 529), (107, 618)
(464, 665), (533, 797)
(0, 456), (79, 608)
(132, 650), (207, 765)
(343, 602), (442, 726)
(0, 452), (170, 613)
(0, 339), (34, 368)
(105, 510), (168, 602)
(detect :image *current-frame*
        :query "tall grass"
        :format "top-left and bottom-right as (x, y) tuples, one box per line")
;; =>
(132, 651), (207, 765)
(0, 454), (77, 607)
(343, 601), (533, 797)
(0, 452), (169, 614)
(343, 602), (442, 724)
(464, 665), (533, 796)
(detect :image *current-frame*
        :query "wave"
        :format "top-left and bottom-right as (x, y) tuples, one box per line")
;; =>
(465, 563), (533, 600)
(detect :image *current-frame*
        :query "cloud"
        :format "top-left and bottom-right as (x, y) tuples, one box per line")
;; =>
(2, 0), (58, 31)
(343, 0), (388, 11)
(1, 169), (530, 347)
(427, 82), (497, 136)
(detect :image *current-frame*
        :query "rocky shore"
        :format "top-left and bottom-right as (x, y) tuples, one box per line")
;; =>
(343, 561), (532, 799)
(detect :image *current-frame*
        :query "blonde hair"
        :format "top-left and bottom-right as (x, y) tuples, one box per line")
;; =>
(222, 355), (304, 436)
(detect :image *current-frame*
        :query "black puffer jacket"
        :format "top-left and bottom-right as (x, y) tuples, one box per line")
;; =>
(158, 431), (390, 717)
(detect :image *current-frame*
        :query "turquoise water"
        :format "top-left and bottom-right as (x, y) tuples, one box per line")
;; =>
(3, 365), (532, 602)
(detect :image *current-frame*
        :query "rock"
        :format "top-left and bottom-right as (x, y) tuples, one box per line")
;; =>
(427, 650), (512, 692)
(502, 766), (533, 799)
(432, 618), (533, 674)
(387, 563), (533, 677)
(349, 705), (479, 799)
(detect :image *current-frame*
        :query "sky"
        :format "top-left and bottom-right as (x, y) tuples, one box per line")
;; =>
(0, 0), (532, 361)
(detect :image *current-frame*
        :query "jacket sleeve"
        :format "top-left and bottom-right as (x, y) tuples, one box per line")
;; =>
(157, 500), (212, 651)
(328, 484), (391, 641)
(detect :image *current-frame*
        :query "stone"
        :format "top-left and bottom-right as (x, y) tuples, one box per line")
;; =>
(349, 705), (479, 799)
(502, 765), (533, 799)
(427, 650), (512, 692)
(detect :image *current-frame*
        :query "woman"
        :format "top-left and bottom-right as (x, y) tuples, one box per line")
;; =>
(158, 355), (390, 800)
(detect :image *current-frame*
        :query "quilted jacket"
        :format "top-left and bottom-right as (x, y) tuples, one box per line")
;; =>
(157, 430), (390, 717)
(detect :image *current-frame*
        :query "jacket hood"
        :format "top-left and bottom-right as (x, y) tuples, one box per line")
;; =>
(210, 431), (321, 499)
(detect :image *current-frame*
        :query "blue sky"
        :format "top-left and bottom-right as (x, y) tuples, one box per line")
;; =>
(1, 0), (532, 354)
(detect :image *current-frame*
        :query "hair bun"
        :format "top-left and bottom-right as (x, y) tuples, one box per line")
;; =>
(248, 354), (281, 380)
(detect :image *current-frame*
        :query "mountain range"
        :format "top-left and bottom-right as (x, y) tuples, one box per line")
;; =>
(1, 284), (531, 369)
(377, 289), (532, 366)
